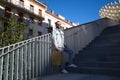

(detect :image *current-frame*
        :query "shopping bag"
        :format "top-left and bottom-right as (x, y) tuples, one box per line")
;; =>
(51, 50), (62, 66)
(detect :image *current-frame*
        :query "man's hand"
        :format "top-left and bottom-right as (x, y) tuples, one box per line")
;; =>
(55, 46), (59, 51)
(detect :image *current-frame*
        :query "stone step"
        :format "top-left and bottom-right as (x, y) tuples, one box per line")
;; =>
(89, 38), (120, 45)
(75, 56), (120, 62)
(73, 25), (120, 77)
(67, 67), (120, 77)
(83, 46), (120, 50)
(79, 49), (120, 55)
(86, 44), (120, 47)
(75, 61), (120, 68)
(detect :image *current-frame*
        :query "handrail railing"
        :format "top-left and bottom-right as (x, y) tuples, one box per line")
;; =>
(0, 33), (55, 80)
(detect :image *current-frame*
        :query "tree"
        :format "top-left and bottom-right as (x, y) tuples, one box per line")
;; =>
(0, 15), (26, 47)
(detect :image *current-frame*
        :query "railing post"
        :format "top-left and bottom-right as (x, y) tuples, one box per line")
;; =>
(0, 49), (4, 80)
(9, 45), (15, 80)
(14, 44), (19, 80)
(35, 38), (39, 77)
(19, 43), (24, 80)
(4, 47), (9, 80)
(23, 42), (28, 80)
(31, 39), (35, 78)
(27, 40), (32, 79)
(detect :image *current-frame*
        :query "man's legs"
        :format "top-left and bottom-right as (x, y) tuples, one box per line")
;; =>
(63, 46), (74, 64)
(60, 46), (77, 73)
(63, 45), (77, 68)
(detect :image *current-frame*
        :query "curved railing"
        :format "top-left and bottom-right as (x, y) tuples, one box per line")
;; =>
(0, 33), (54, 80)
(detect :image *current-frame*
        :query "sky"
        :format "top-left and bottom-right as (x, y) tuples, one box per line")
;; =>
(39, 0), (118, 24)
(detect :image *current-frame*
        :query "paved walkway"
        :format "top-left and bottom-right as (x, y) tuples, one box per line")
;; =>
(32, 73), (120, 80)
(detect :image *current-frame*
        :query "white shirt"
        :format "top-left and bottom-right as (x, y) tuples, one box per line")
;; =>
(52, 27), (64, 51)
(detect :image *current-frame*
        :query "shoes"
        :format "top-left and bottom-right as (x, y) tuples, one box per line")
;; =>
(61, 69), (69, 73)
(68, 64), (77, 68)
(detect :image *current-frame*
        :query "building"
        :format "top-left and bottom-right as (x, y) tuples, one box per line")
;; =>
(99, 0), (120, 23)
(0, 0), (78, 39)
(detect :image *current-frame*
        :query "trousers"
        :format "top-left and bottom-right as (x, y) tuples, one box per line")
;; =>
(63, 45), (73, 64)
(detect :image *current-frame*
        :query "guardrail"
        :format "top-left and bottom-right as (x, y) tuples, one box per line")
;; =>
(0, 33), (54, 80)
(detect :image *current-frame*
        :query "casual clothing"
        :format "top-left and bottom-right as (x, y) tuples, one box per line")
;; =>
(52, 27), (65, 51)
(52, 26), (77, 73)
(52, 27), (73, 64)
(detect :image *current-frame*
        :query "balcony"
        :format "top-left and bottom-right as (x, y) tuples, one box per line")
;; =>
(0, 0), (44, 20)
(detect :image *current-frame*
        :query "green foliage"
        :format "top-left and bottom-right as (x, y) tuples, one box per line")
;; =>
(0, 15), (26, 47)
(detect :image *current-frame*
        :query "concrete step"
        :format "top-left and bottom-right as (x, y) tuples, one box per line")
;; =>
(72, 25), (120, 77)
(89, 38), (120, 45)
(79, 49), (120, 55)
(83, 46), (120, 50)
(75, 61), (120, 68)
(67, 67), (120, 77)
(75, 56), (120, 62)
(87, 43), (120, 48)
(36, 73), (120, 80)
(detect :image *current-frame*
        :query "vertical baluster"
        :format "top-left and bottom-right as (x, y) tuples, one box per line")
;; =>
(27, 40), (31, 79)
(3, 47), (9, 80)
(43, 36), (46, 75)
(9, 45), (15, 80)
(39, 37), (42, 76)
(31, 39), (35, 78)
(35, 38), (38, 77)
(14, 44), (19, 80)
(19, 43), (23, 80)
(44, 36), (47, 74)
(46, 35), (49, 74)
(38, 37), (40, 76)
(23, 42), (28, 80)
(47, 35), (50, 73)
(48, 34), (52, 73)
(0, 49), (4, 80)
(41, 36), (45, 75)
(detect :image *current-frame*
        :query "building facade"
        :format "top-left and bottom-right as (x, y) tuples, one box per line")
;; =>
(0, 0), (77, 39)
(99, 0), (120, 23)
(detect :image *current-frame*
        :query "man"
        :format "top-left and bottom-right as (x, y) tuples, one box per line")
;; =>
(52, 21), (77, 73)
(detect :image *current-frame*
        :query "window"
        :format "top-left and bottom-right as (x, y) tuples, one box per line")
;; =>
(48, 19), (51, 27)
(38, 20), (42, 26)
(47, 27), (52, 33)
(38, 31), (42, 36)
(18, 12), (24, 22)
(29, 17), (34, 23)
(29, 28), (33, 36)
(30, 5), (34, 12)
(19, 0), (24, 8)
(4, 6), (12, 18)
(38, 9), (42, 15)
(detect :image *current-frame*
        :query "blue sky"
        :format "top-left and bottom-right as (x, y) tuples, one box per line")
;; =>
(39, 0), (117, 24)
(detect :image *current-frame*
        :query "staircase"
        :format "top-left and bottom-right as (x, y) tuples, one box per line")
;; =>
(67, 24), (120, 77)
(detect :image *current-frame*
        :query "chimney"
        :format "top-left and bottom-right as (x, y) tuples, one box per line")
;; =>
(51, 10), (54, 14)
